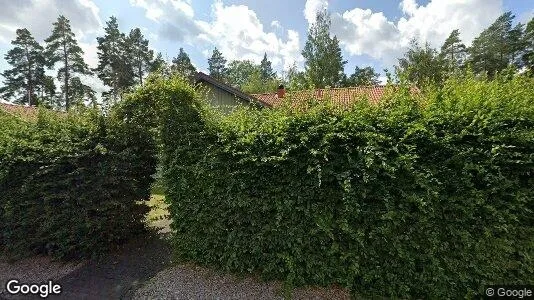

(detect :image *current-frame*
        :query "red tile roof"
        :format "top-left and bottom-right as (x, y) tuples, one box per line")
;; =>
(0, 103), (38, 119)
(251, 86), (414, 109)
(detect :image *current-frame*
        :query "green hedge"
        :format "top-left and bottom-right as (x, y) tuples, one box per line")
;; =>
(143, 74), (534, 298)
(0, 104), (157, 259)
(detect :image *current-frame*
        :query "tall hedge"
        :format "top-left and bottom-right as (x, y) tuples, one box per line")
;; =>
(146, 74), (534, 298)
(0, 104), (157, 259)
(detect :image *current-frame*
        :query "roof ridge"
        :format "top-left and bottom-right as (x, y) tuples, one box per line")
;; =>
(250, 92), (274, 96)
(251, 85), (388, 96)
(0, 102), (36, 107)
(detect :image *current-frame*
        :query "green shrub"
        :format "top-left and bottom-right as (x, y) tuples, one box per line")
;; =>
(0, 104), (157, 259)
(145, 74), (534, 298)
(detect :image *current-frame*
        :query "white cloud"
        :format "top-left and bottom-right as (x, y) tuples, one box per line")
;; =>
(130, 0), (195, 21)
(0, 24), (17, 44)
(79, 74), (109, 95)
(304, 0), (328, 27)
(130, 0), (200, 43)
(332, 8), (399, 65)
(201, 49), (211, 58)
(129, 0), (165, 22)
(304, 0), (503, 66)
(400, 0), (418, 16)
(196, 1), (302, 70)
(271, 20), (282, 30)
(0, 0), (102, 43)
(80, 42), (99, 69)
(0, 0), (106, 100)
(377, 75), (388, 85)
(132, 0), (303, 71)
(395, 0), (502, 47)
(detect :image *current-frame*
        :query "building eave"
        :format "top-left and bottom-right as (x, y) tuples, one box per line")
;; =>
(195, 72), (271, 108)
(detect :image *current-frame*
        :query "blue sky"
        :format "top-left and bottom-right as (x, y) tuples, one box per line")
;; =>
(0, 0), (533, 91)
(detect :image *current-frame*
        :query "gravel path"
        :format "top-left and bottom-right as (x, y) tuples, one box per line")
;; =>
(1, 232), (350, 300)
(134, 264), (351, 300)
(0, 233), (172, 300)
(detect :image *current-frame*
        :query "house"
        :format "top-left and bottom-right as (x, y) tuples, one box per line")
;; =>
(251, 85), (401, 109)
(2, 77), (405, 116)
(196, 71), (399, 112)
(195, 72), (268, 113)
(0, 102), (38, 119)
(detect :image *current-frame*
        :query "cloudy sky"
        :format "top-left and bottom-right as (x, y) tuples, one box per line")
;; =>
(0, 0), (533, 87)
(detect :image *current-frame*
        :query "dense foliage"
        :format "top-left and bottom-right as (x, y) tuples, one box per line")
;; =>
(208, 47), (228, 82)
(0, 104), (157, 259)
(143, 74), (534, 298)
(171, 48), (197, 79)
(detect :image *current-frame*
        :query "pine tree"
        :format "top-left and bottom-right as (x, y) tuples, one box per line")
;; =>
(95, 16), (134, 105)
(151, 52), (166, 71)
(45, 15), (91, 109)
(208, 47), (228, 81)
(0, 28), (46, 106)
(440, 29), (467, 72)
(494, 12), (515, 66)
(469, 12), (516, 77)
(508, 23), (526, 68)
(171, 48), (196, 78)
(523, 17), (534, 74)
(148, 52), (172, 77)
(469, 32), (493, 76)
(259, 53), (275, 80)
(302, 10), (346, 88)
(127, 28), (154, 85)
(35, 74), (56, 107)
(70, 77), (97, 108)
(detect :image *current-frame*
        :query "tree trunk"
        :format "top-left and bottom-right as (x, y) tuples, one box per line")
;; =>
(139, 61), (143, 85)
(64, 39), (69, 110)
(25, 45), (35, 106)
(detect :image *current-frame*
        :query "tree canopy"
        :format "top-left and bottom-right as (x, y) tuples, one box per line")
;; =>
(0, 28), (46, 106)
(171, 48), (196, 79)
(302, 10), (346, 88)
(345, 66), (380, 86)
(260, 53), (276, 80)
(95, 16), (135, 105)
(127, 28), (154, 85)
(45, 15), (91, 109)
(208, 47), (228, 82)
(2, 10), (534, 109)
(396, 40), (445, 87)
(468, 12), (517, 77)
(440, 29), (467, 73)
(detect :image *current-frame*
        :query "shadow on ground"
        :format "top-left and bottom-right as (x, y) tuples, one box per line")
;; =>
(0, 195), (350, 300)
(54, 233), (172, 300)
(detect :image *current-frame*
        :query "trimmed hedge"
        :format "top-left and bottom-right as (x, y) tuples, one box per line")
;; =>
(140, 74), (533, 298)
(0, 104), (157, 259)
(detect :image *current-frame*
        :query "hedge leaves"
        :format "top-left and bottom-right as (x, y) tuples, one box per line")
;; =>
(0, 105), (157, 259)
(131, 73), (533, 298)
